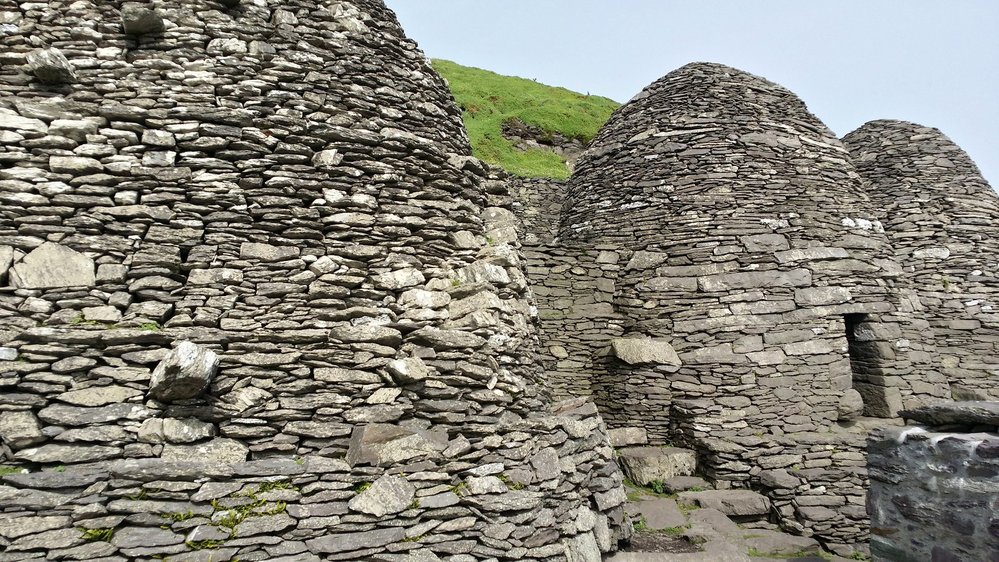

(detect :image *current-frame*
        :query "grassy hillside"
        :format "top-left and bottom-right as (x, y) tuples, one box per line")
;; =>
(432, 59), (619, 179)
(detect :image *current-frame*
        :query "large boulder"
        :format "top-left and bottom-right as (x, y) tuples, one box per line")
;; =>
(148, 342), (219, 402)
(9, 243), (95, 289)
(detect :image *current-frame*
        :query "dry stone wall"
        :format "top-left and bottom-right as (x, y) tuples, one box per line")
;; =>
(845, 120), (999, 403)
(0, 1), (631, 560)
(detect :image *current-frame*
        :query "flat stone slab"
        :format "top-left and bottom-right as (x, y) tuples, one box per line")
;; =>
(632, 498), (687, 530)
(618, 446), (697, 486)
(609, 427), (649, 447)
(901, 401), (999, 427)
(662, 476), (712, 494)
(679, 490), (771, 518)
(740, 529), (820, 557)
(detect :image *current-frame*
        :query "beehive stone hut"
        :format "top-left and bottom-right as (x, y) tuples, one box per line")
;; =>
(0, 1), (632, 560)
(515, 62), (997, 553)
(845, 120), (999, 402)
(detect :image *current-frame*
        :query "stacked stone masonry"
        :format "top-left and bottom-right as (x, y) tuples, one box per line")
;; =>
(1, 0), (997, 559)
(513, 62), (999, 556)
(0, 1), (631, 560)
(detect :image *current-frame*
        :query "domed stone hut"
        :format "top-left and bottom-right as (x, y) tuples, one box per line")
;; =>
(845, 120), (999, 402)
(558, 62), (908, 450)
(0, 1), (630, 559)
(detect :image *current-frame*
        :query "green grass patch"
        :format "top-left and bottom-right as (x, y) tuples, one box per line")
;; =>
(80, 528), (114, 542)
(432, 59), (619, 179)
(0, 466), (24, 476)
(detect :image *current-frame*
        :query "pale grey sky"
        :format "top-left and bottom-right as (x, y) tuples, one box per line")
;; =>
(386, 0), (999, 188)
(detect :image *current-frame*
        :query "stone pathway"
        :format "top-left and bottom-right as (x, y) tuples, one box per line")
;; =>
(608, 448), (861, 562)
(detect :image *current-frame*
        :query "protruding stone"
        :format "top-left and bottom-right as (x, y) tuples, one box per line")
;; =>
(0, 411), (45, 450)
(617, 447), (697, 486)
(348, 474), (415, 516)
(386, 357), (430, 384)
(148, 341), (219, 402)
(121, 2), (164, 35)
(9, 242), (95, 289)
(611, 338), (682, 367)
(26, 48), (76, 84)
(838, 389), (865, 421)
(345, 424), (447, 467)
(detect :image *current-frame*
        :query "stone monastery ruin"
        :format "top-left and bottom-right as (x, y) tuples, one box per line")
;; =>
(0, 1), (996, 561)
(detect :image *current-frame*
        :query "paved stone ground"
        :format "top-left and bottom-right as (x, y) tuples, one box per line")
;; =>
(609, 482), (860, 562)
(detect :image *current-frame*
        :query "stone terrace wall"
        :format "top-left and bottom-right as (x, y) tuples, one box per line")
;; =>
(0, 1), (631, 560)
(845, 121), (999, 403)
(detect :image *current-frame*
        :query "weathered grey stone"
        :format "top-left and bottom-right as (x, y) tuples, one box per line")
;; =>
(27, 48), (76, 84)
(466, 490), (543, 512)
(0, 515), (71, 539)
(139, 418), (216, 443)
(306, 527), (406, 553)
(611, 338), (682, 366)
(161, 438), (248, 464)
(618, 447), (697, 486)
(0, 411), (45, 449)
(901, 401), (999, 427)
(234, 513), (295, 536)
(348, 474), (415, 516)
(57, 385), (143, 407)
(386, 357), (431, 384)
(121, 2), (164, 35)
(9, 242), (95, 289)
(346, 424), (447, 467)
(49, 155), (104, 174)
(329, 325), (402, 346)
(112, 526), (183, 549)
(240, 241), (300, 262)
(148, 341), (219, 401)
(38, 403), (155, 425)
(838, 389), (865, 420)
(608, 427), (649, 448)
(15, 443), (121, 463)
(0, 109), (47, 133)
(8, 527), (83, 552)
(678, 489), (771, 517)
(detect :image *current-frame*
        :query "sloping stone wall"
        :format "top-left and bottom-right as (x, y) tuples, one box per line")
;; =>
(845, 121), (999, 403)
(0, 1), (632, 560)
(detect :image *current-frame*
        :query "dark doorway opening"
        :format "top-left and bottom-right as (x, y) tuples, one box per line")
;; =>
(844, 313), (894, 417)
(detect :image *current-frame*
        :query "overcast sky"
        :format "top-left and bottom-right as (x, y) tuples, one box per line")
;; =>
(385, 0), (999, 188)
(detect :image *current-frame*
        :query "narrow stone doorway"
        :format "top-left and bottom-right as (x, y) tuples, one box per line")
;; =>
(844, 313), (895, 417)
